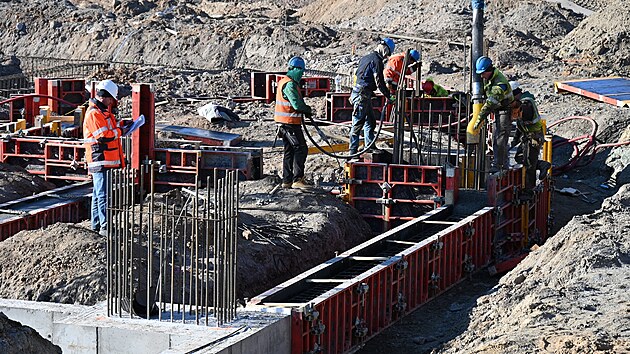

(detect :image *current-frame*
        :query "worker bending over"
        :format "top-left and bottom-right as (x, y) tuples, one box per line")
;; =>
(349, 38), (395, 156)
(473, 56), (514, 172)
(384, 49), (420, 92)
(274, 56), (313, 190)
(509, 81), (552, 200)
(421, 78), (449, 97)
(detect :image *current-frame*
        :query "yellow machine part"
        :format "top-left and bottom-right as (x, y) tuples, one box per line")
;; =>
(466, 102), (483, 144)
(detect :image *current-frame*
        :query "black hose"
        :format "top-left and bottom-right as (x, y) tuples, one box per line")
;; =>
(302, 103), (390, 159)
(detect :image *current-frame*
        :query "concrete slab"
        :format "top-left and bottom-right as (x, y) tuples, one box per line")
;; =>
(0, 298), (290, 354)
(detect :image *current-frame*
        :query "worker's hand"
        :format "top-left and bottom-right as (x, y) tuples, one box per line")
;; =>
(388, 95), (396, 105)
(304, 111), (313, 119)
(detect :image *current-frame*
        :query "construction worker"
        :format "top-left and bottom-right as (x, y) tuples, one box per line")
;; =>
(274, 56), (312, 190)
(349, 38), (395, 156)
(421, 78), (449, 97)
(384, 49), (420, 92)
(83, 80), (127, 235)
(509, 81), (552, 200)
(472, 56), (514, 172)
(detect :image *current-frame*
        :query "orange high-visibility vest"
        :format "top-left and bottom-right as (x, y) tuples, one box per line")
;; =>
(83, 100), (125, 173)
(274, 76), (303, 125)
(384, 53), (412, 84)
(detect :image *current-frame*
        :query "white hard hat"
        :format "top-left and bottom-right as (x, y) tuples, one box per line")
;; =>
(96, 79), (119, 100)
(509, 81), (520, 91)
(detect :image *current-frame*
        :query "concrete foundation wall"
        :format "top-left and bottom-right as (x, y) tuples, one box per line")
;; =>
(0, 299), (291, 354)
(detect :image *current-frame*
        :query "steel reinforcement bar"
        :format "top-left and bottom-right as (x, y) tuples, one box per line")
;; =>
(249, 206), (494, 354)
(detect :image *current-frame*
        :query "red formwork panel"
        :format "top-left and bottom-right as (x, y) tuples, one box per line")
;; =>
(346, 162), (443, 232)
(47, 79), (86, 115)
(288, 208), (494, 353)
(44, 141), (88, 181)
(273, 74), (332, 99)
(325, 92), (388, 123)
(153, 146), (263, 187)
(0, 200), (88, 241)
(487, 168), (524, 260)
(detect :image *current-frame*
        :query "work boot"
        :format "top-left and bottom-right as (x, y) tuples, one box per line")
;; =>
(291, 178), (312, 190)
(281, 181), (292, 189)
(538, 161), (552, 180)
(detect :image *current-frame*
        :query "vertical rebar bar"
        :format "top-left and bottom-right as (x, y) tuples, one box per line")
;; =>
(106, 169), (112, 316)
(147, 165), (154, 319)
(170, 201), (175, 322)
(438, 113), (444, 165)
(213, 169), (219, 325)
(194, 174), (200, 324)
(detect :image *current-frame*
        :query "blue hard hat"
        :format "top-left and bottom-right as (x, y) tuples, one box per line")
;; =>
(382, 38), (395, 55)
(288, 56), (306, 70)
(409, 49), (421, 62)
(475, 56), (493, 74)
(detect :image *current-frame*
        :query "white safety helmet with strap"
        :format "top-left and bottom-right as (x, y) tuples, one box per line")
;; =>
(96, 79), (119, 100)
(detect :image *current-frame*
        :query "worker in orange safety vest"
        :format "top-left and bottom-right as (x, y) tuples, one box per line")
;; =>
(83, 79), (129, 235)
(274, 56), (313, 190)
(383, 49), (421, 92)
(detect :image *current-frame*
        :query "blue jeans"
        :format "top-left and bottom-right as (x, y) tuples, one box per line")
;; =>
(349, 91), (376, 153)
(91, 171), (108, 231)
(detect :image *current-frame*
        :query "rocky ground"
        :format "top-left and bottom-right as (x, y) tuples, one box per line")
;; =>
(0, 0), (628, 352)
(0, 164), (55, 204)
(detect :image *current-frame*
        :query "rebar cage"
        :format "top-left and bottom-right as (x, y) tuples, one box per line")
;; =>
(106, 166), (239, 326)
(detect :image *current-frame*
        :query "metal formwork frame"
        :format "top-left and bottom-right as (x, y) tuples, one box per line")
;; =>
(252, 207), (494, 354)
(345, 162), (443, 232)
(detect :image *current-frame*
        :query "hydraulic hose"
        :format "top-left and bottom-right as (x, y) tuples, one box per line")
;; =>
(548, 116), (630, 175)
(302, 103), (389, 159)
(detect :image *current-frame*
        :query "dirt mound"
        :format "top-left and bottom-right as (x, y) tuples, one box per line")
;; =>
(0, 312), (61, 354)
(556, 0), (630, 76)
(0, 223), (106, 305)
(438, 184), (630, 353)
(0, 164), (55, 204)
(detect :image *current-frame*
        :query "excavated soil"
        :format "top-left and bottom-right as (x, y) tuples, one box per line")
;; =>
(0, 312), (62, 354)
(0, 180), (372, 305)
(0, 164), (55, 204)
(0, 223), (106, 305)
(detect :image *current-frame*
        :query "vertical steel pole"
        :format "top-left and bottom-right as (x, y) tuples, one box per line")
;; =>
(106, 169), (112, 316)
(205, 176), (211, 326)
(213, 169), (219, 325)
(170, 201), (175, 322)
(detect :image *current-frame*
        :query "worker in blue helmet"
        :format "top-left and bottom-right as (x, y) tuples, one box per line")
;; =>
(473, 56), (514, 172)
(348, 38), (395, 156)
(274, 56), (313, 189)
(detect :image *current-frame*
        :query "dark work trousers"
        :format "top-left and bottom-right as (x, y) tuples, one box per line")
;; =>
(493, 108), (512, 169)
(515, 134), (544, 190)
(349, 91), (376, 154)
(280, 123), (307, 183)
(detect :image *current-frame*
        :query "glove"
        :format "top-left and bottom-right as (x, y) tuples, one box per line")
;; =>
(388, 95), (396, 105)
(304, 111), (313, 119)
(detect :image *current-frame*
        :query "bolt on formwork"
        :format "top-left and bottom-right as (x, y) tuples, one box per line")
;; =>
(106, 165), (239, 326)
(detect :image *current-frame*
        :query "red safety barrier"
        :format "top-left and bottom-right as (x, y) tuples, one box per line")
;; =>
(278, 208), (493, 354)
(345, 162), (443, 232)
